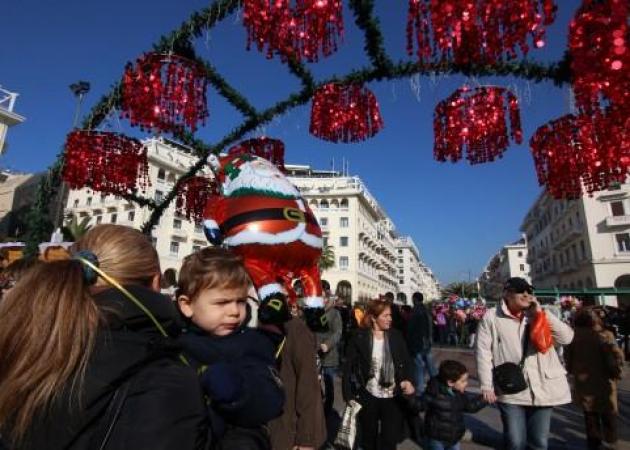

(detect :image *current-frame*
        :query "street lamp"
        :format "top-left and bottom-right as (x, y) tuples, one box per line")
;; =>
(69, 81), (90, 128)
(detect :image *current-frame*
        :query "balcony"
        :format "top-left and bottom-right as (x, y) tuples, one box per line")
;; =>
(553, 223), (584, 249)
(605, 215), (630, 228)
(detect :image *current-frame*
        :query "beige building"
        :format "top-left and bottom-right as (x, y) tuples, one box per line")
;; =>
(479, 238), (530, 301)
(287, 165), (439, 305)
(394, 236), (440, 302)
(521, 183), (630, 307)
(65, 137), (210, 272)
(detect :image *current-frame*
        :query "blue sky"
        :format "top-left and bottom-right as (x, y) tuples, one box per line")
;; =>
(1, 0), (582, 283)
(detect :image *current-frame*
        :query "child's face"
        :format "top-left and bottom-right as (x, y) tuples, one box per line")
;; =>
(448, 373), (469, 393)
(179, 286), (249, 336)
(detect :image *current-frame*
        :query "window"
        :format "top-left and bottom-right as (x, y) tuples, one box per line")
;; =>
(320, 200), (329, 209)
(110, 213), (117, 224)
(151, 237), (158, 248)
(520, 264), (525, 271)
(323, 237), (329, 247)
(399, 269), (404, 274)
(87, 197), (92, 206)
(170, 241), (180, 256)
(611, 201), (625, 216)
(195, 223), (203, 234)
(173, 219), (182, 229)
(399, 279), (404, 284)
(192, 245), (201, 253)
(155, 190), (164, 202)
(320, 217), (328, 226)
(128, 211), (135, 222)
(339, 256), (349, 269)
(340, 236), (348, 247)
(398, 249), (402, 254)
(398, 258), (403, 263)
(340, 198), (349, 209)
(616, 233), (630, 252)
(96, 215), (102, 224)
(518, 251), (523, 257)
(157, 168), (166, 180)
(73, 199), (79, 208)
(340, 217), (349, 227)
(580, 240), (586, 259)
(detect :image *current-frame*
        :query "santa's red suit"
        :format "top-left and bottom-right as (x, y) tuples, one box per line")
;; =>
(204, 153), (324, 310)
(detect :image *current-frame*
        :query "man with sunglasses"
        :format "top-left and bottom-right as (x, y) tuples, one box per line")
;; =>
(476, 277), (574, 450)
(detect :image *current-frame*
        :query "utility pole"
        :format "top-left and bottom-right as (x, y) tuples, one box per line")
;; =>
(54, 81), (90, 229)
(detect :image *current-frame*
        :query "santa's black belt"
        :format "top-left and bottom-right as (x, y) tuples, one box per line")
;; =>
(220, 207), (318, 233)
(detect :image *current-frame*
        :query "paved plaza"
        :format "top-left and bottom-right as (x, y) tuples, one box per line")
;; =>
(331, 347), (630, 450)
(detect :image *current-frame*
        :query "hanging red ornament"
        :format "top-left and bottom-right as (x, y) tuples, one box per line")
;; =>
(121, 53), (209, 134)
(63, 131), (149, 196)
(407, 0), (556, 65)
(228, 137), (286, 171)
(433, 86), (523, 164)
(569, 0), (629, 115)
(243, 0), (343, 62)
(175, 176), (214, 223)
(530, 110), (630, 199)
(310, 83), (384, 143)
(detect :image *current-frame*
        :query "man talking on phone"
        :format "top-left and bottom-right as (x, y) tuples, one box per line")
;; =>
(475, 277), (574, 450)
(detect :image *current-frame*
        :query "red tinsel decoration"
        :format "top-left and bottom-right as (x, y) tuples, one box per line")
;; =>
(569, 0), (629, 115)
(434, 86), (523, 164)
(228, 137), (286, 171)
(63, 131), (149, 196)
(530, 110), (630, 199)
(243, 0), (343, 62)
(310, 83), (384, 143)
(406, 0), (556, 65)
(175, 176), (214, 223)
(121, 53), (208, 134)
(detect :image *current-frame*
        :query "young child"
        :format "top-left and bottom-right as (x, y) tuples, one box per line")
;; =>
(177, 247), (284, 450)
(421, 360), (486, 450)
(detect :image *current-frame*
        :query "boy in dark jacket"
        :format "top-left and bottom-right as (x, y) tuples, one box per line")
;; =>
(177, 248), (285, 450)
(421, 360), (486, 450)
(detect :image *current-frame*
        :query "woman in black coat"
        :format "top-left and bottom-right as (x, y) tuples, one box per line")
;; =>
(0, 225), (208, 450)
(342, 299), (415, 450)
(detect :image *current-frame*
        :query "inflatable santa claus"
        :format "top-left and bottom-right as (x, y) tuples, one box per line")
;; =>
(203, 152), (327, 331)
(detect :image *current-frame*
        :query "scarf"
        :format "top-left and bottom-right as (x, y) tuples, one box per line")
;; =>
(371, 333), (395, 389)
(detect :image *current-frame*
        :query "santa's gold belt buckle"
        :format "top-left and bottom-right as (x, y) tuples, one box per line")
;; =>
(283, 207), (305, 222)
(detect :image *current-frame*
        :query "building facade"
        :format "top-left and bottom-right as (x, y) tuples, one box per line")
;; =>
(479, 238), (530, 301)
(65, 137), (210, 272)
(287, 165), (439, 304)
(520, 183), (630, 307)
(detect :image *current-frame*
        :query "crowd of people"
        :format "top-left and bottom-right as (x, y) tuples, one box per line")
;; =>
(0, 224), (626, 450)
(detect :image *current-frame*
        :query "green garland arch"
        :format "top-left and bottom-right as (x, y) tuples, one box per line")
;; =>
(24, 0), (571, 254)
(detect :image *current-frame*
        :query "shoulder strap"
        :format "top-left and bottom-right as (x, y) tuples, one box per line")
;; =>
(518, 323), (530, 368)
(89, 381), (132, 450)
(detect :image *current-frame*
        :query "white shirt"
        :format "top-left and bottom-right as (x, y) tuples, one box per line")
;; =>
(366, 337), (395, 398)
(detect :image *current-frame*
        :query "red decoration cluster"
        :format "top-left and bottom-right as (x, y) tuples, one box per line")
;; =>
(530, 112), (630, 199)
(243, 0), (343, 62)
(310, 83), (384, 143)
(63, 131), (149, 195)
(121, 53), (209, 134)
(569, 0), (629, 115)
(228, 137), (286, 171)
(407, 0), (556, 64)
(434, 86), (523, 164)
(176, 176), (214, 223)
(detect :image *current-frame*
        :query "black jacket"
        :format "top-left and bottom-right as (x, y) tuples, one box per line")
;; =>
(341, 328), (414, 402)
(178, 324), (284, 447)
(421, 378), (486, 446)
(406, 304), (433, 355)
(17, 286), (208, 450)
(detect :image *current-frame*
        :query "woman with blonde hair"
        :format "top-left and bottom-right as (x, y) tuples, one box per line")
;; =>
(0, 225), (207, 450)
(566, 307), (624, 450)
(342, 298), (415, 450)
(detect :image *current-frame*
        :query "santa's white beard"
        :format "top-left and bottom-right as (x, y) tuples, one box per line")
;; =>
(224, 161), (300, 198)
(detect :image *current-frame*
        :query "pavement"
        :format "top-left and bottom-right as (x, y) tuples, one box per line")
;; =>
(329, 346), (630, 450)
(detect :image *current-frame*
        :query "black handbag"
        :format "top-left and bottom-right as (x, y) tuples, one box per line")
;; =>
(492, 324), (530, 395)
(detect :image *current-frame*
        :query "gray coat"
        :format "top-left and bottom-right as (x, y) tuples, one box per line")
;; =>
(316, 306), (343, 368)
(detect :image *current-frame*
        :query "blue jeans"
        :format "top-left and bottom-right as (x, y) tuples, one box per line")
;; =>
(413, 352), (438, 394)
(426, 439), (461, 450)
(498, 403), (553, 450)
(321, 366), (337, 415)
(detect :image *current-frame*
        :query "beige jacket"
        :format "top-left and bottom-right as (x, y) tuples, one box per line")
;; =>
(476, 302), (574, 406)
